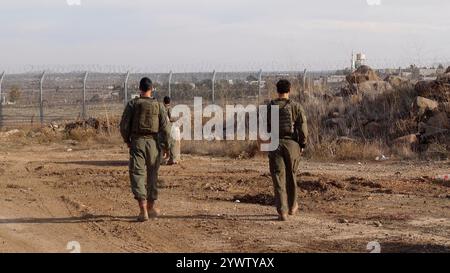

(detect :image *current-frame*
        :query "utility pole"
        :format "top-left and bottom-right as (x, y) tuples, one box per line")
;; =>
(39, 71), (46, 125)
(168, 70), (173, 98)
(211, 70), (217, 104)
(0, 72), (5, 128)
(82, 71), (89, 120)
(257, 69), (263, 106)
(124, 71), (130, 106)
(302, 69), (307, 94)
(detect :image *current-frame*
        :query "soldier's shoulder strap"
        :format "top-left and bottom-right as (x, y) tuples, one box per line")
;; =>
(126, 97), (139, 108)
(270, 99), (291, 107)
(133, 97), (160, 109)
(130, 97), (142, 105)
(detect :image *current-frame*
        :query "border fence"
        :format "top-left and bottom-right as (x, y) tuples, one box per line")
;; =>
(0, 69), (335, 128)
(1, 57), (449, 128)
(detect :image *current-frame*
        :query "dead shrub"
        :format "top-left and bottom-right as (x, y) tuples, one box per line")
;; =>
(65, 127), (99, 142)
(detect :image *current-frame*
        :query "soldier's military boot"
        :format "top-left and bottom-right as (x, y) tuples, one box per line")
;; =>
(138, 200), (149, 222)
(147, 200), (161, 218)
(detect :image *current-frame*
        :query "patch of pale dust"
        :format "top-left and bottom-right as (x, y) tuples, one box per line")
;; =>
(408, 217), (450, 227)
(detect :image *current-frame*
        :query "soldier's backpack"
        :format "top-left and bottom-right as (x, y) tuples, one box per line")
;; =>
(271, 99), (303, 144)
(131, 98), (160, 135)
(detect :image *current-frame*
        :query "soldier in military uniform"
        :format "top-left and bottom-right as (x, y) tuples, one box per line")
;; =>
(160, 96), (180, 165)
(267, 79), (308, 221)
(120, 77), (170, 222)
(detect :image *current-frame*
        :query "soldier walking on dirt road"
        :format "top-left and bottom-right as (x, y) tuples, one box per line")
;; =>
(267, 79), (308, 221)
(120, 77), (170, 222)
(160, 96), (180, 165)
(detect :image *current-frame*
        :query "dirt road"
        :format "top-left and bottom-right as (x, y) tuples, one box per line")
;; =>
(0, 142), (449, 253)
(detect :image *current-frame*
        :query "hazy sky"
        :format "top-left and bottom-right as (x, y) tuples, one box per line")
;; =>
(1, 0), (450, 72)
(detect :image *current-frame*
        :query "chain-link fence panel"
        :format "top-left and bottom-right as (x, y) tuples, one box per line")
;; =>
(1, 73), (42, 126)
(84, 72), (127, 121)
(41, 72), (84, 123)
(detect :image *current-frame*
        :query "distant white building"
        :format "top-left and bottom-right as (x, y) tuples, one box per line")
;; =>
(249, 80), (266, 87)
(419, 68), (437, 77)
(327, 75), (346, 83)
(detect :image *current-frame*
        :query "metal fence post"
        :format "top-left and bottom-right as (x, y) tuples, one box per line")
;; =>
(302, 69), (307, 95)
(39, 71), (46, 125)
(82, 71), (89, 120)
(0, 71), (5, 128)
(124, 71), (130, 106)
(211, 70), (216, 104)
(257, 69), (262, 106)
(168, 70), (173, 98)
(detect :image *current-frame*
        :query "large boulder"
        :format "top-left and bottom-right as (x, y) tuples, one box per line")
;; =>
(393, 134), (418, 146)
(415, 80), (450, 102)
(346, 65), (380, 85)
(385, 75), (410, 89)
(437, 72), (450, 84)
(324, 118), (348, 135)
(442, 102), (450, 113)
(339, 85), (356, 96)
(412, 96), (439, 116)
(364, 121), (382, 137)
(418, 110), (450, 138)
(392, 134), (420, 156)
(446, 66), (450, 74)
(356, 80), (393, 95)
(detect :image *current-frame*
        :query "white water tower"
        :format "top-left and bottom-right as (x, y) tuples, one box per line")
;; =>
(351, 52), (367, 71)
(355, 53), (367, 68)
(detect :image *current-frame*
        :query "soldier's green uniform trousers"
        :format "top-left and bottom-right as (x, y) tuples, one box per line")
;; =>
(129, 135), (161, 201)
(268, 139), (302, 214)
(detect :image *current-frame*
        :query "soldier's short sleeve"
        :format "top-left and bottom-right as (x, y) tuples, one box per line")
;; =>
(119, 100), (134, 144)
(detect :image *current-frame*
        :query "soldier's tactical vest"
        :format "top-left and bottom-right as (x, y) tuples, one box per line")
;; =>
(272, 100), (294, 139)
(131, 98), (160, 135)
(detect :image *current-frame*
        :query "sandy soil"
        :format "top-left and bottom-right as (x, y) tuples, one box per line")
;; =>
(0, 142), (449, 253)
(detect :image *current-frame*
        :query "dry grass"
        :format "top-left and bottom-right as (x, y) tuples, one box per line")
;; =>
(391, 143), (418, 160)
(308, 140), (383, 161)
(298, 85), (441, 160)
(0, 121), (122, 147)
(334, 142), (383, 161)
(181, 140), (260, 159)
(1, 84), (447, 160)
